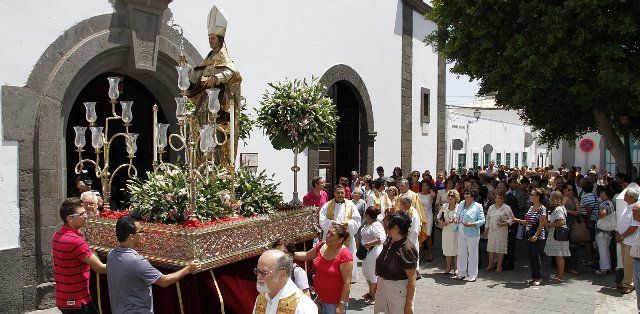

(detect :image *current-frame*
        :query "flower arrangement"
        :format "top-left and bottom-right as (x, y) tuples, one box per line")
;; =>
(126, 165), (282, 224)
(255, 77), (338, 151)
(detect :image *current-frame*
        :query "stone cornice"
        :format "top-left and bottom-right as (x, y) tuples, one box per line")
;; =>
(402, 0), (432, 15)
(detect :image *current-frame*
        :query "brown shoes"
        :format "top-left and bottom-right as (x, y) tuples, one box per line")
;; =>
(620, 287), (635, 294)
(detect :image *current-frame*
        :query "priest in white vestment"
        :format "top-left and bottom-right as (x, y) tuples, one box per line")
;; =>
(319, 184), (362, 281)
(253, 250), (317, 314)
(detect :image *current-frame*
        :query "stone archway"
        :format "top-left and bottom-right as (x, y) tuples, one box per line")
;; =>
(307, 64), (376, 186)
(0, 2), (202, 310)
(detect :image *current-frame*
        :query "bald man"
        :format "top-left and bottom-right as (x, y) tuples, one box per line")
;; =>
(253, 250), (317, 314)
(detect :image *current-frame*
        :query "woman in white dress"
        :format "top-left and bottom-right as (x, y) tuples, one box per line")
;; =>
(483, 193), (514, 273)
(436, 189), (460, 275)
(419, 181), (436, 262)
(360, 206), (386, 305)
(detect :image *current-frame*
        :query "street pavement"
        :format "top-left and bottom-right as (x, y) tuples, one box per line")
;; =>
(29, 233), (638, 314)
(347, 233), (638, 313)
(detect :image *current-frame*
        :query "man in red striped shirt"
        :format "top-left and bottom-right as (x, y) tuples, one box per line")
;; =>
(52, 197), (106, 313)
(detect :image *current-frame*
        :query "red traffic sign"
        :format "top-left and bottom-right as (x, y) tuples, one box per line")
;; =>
(579, 138), (595, 153)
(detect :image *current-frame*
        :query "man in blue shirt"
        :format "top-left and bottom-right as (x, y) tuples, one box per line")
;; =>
(107, 216), (200, 313)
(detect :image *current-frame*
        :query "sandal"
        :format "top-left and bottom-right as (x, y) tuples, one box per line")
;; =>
(532, 280), (542, 286)
(495, 267), (503, 274)
(550, 274), (564, 281)
(362, 293), (372, 300)
(367, 299), (376, 305)
(526, 278), (535, 284)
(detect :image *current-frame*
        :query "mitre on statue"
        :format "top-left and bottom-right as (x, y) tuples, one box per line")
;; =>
(208, 5), (228, 36)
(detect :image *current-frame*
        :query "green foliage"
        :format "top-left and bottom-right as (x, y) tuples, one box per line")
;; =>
(235, 168), (283, 216)
(238, 97), (254, 145)
(426, 0), (640, 145)
(255, 77), (339, 151)
(127, 165), (282, 224)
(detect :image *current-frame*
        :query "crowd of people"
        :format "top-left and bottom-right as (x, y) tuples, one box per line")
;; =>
(295, 163), (640, 313)
(51, 162), (640, 313)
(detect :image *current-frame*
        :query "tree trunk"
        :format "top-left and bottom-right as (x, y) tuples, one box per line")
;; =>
(593, 110), (636, 178)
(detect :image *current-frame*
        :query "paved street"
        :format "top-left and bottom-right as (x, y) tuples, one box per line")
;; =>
(30, 233), (639, 314)
(348, 233), (638, 314)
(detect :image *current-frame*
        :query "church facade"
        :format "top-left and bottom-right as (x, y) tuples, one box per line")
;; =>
(0, 0), (444, 311)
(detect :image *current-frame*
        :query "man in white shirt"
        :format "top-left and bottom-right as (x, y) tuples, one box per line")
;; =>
(615, 188), (640, 294)
(253, 250), (317, 314)
(397, 194), (422, 255)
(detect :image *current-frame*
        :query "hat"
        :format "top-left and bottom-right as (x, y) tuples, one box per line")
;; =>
(208, 5), (228, 36)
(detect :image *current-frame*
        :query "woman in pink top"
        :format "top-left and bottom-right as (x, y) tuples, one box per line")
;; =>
(295, 223), (353, 314)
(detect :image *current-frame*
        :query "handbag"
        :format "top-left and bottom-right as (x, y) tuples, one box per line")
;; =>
(553, 207), (570, 241)
(356, 244), (370, 260)
(596, 200), (616, 231)
(570, 216), (591, 243)
(554, 227), (570, 241)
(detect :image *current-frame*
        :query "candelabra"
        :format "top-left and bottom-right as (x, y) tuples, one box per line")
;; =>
(73, 77), (138, 211)
(153, 23), (235, 218)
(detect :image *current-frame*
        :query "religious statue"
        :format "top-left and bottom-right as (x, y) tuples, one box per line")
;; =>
(186, 5), (242, 167)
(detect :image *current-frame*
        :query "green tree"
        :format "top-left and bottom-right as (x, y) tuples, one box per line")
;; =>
(426, 0), (640, 177)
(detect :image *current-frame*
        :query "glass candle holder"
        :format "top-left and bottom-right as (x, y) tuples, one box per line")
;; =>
(176, 65), (191, 92)
(73, 126), (87, 149)
(126, 133), (138, 156)
(199, 125), (213, 153)
(157, 123), (169, 150)
(107, 77), (121, 101)
(206, 88), (221, 114)
(90, 126), (104, 149)
(84, 102), (97, 124)
(120, 101), (133, 123)
(175, 97), (187, 120)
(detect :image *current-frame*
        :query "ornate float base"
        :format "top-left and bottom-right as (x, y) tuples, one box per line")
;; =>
(84, 207), (319, 269)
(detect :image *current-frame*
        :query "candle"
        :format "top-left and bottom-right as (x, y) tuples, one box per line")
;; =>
(230, 103), (235, 169)
(153, 104), (158, 165)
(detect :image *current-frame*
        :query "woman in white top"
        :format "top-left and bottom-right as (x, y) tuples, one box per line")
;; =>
(436, 189), (460, 275)
(483, 193), (514, 273)
(386, 186), (398, 211)
(436, 179), (454, 208)
(419, 181), (436, 262)
(360, 206), (386, 305)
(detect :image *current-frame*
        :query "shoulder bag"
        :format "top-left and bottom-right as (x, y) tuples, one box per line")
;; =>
(356, 243), (371, 260)
(596, 200), (616, 231)
(553, 207), (570, 241)
(570, 215), (591, 243)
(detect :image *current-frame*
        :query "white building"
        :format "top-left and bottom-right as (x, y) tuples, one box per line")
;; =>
(0, 0), (444, 310)
(551, 134), (640, 175)
(445, 98), (549, 172)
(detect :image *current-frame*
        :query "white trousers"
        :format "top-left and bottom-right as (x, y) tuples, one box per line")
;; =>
(374, 277), (412, 314)
(457, 233), (480, 279)
(595, 232), (612, 270)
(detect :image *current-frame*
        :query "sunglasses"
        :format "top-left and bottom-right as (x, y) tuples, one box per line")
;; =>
(253, 268), (276, 277)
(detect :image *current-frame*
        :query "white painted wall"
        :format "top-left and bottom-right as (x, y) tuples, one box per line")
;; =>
(445, 111), (546, 171)
(551, 133), (602, 171)
(411, 10), (439, 173)
(0, 1), (439, 238)
(0, 1), (115, 250)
